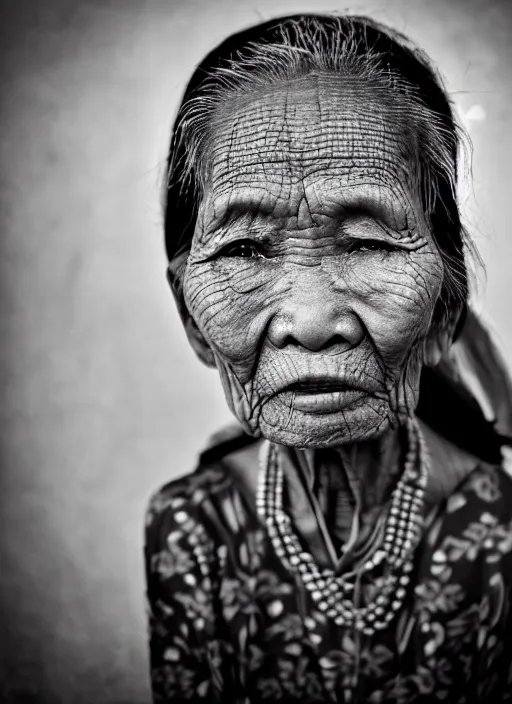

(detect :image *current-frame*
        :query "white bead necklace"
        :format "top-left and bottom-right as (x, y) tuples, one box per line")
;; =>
(256, 418), (429, 635)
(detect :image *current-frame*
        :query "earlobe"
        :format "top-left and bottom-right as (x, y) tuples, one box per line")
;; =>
(424, 306), (462, 368)
(166, 259), (217, 368)
(424, 334), (445, 368)
(183, 315), (217, 367)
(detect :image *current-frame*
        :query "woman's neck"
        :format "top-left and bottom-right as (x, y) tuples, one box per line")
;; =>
(333, 425), (405, 513)
(291, 426), (405, 508)
(287, 425), (406, 550)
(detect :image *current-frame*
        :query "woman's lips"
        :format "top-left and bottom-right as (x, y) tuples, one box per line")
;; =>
(278, 380), (367, 414)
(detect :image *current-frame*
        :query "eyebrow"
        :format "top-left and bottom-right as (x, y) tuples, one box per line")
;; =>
(209, 195), (276, 231)
(208, 186), (413, 232)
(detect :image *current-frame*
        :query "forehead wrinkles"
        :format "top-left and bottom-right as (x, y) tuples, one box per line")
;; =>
(205, 74), (419, 204)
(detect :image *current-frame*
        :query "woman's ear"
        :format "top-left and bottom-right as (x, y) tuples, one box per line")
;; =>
(424, 304), (463, 368)
(166, 255), (216, 368)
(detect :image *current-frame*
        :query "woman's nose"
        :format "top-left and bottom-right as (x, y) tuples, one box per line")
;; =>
(267, 297), (365, 353)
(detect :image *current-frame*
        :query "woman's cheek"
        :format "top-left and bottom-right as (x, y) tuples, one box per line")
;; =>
(184, 259), (277, 371)
(343, 253), (442, 366)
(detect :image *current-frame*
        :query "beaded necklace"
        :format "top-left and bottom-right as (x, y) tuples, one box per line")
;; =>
(256, 418), (429, 635)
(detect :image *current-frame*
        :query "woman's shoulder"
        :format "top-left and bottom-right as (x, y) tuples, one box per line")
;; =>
(455, 452), (512, 515)
(425, 441), (512, 565)
(145, 424), (259, 536)
(421, 419), (512, 505)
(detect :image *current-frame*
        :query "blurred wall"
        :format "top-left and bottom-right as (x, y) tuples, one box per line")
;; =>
(0, 0), (511, 702)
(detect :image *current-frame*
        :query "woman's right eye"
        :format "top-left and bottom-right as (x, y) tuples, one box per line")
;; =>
(220, 240), (262, 258)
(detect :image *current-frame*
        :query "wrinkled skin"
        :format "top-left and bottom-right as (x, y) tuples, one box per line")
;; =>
(177, 74), (449, 449)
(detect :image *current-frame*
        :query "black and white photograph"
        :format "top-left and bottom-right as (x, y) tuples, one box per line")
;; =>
(1, 2), (511, 703)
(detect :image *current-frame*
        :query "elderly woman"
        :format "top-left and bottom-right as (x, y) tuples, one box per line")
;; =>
(145, 14), (512, 704)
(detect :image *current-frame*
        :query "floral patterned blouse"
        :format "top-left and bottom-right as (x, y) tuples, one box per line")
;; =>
(144, 428), (512, 703)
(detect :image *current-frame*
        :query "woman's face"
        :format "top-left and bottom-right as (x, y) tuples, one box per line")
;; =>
(181, 74), (445, 447)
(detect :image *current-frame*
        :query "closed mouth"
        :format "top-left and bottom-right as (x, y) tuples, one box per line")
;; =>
(284, 379), (361, 394)
(276, 378), (368, 414)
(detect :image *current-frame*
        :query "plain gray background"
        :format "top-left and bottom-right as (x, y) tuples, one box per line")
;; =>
(0, 0), (511, 702)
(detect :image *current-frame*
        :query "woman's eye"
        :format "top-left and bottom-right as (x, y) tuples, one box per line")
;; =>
(348, 239), (396, 253)
(220, 240), (262, 258)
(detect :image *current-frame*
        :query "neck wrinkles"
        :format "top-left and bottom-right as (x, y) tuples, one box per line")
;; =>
(283, 426), (405, 557)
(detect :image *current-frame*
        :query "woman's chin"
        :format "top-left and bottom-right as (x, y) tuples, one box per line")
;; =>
(258, 396), (393, 448)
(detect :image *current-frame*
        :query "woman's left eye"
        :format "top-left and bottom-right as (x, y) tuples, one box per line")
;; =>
(348, 239), (396, 253)
(220, 240), (262, 258)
